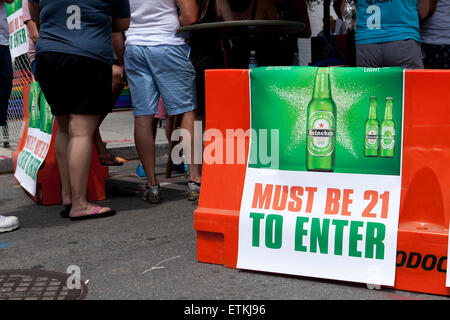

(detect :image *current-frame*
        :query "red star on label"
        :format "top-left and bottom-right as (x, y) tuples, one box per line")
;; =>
(319, 122), (324, 128)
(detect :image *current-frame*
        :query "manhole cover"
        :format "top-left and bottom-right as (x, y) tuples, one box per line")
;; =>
(0, 270), (88, 300)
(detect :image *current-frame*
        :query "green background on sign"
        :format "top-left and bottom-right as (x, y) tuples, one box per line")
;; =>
(39, 87), (55, 134)
(6, 0), (22, 16)
(249, 66), (403, 176)
(29, 82), (40, 129)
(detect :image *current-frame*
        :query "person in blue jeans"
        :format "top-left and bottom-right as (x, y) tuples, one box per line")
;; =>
(334, 0), (435, 68)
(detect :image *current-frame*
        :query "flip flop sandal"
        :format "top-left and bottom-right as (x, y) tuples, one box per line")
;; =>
(69, 205), (116, 221)
(60, 204), (72, 218)
(100, 156), (125, 166)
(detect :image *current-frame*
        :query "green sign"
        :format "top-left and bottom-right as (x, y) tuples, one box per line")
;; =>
(238, 67), (404, 286)
(5, 0), (22, 16)
(14, 82), (54, 196)
(249, 66), (403, 175)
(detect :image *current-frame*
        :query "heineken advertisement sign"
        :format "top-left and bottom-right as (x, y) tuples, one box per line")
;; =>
(237, 67), (404, 286)
(6, 0), (28, 60)
(14, 82), (55, 196)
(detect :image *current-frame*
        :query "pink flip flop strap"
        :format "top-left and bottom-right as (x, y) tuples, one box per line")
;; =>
(89, 205), (102, 215)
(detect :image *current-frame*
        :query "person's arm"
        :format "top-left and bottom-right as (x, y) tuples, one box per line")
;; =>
(111, 0), (130, 33)
(112, 32), (126, 87)
(112, 32), (126, 67)
(418, 0), (438, 20)
(25, 20), (39, 44)
(213, 0), (229, 21)
(112, 17), (130, 32)
(28, 0), (40, 30)
(196, 0), (209, 21)
(264, 0), (278, 20)
(22, 0), (39, 44)
(295, 0), (312, 38)
(177, 0), (199, 26)
(333, 0), (345, 20)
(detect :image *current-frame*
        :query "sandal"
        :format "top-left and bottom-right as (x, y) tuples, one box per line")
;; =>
(99, 155), (126, 166)
(69, 205), (116, 221)
(60, 204), (72, 218)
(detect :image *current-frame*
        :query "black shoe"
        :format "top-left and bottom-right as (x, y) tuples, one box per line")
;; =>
(60, 204), (71, 218)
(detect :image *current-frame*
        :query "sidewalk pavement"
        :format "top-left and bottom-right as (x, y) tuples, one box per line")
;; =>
(0, 110), (169, 174)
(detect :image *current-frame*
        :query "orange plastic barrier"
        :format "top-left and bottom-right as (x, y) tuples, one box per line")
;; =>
(194, 69), (450, 295)
(13, 85), (31, 161)
(12, 84), (109, 205)
(195, 70), (249, 268)
(394, 70), (450, 295)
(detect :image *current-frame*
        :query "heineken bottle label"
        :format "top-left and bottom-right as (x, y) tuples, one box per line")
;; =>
(365, 126), (379, 150)
(30, 90), (39, 129)
(307, 111), (335, 157)
(381, 126), (395, 149)
(41, 99), (54, 134)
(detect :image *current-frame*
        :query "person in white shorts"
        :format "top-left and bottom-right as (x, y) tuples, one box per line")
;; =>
(115, 0), (202, 203)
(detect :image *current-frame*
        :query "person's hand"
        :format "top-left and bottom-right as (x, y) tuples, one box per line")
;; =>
(112, 64), (126, 86)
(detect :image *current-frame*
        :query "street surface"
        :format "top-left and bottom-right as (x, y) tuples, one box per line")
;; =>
(0, 156), (448, 301)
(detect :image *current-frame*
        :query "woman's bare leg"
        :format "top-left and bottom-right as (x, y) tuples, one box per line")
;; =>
(94, 65), (125, 162)
(180, 110), (201, 184)
(68, 114), (112, 217)
(54, 115), (71, 206)
(134, 115), (158, 186)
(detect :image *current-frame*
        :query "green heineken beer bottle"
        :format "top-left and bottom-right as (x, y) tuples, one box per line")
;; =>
(380, 97), (395, 158)
(29, 82), (39, 129)
(40, 93), (54, 134)
(364, 97), (379, 157)
(306, 68), (336, 172)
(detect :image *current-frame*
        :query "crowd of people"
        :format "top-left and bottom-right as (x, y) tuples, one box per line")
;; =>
(334, 0), (449, 69)
(0, 0), (448, 232)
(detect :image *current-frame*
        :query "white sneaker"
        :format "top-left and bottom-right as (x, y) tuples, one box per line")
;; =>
(142, 184), (161, 203)
(0, 215), (20, 233)
(187, 181), (200, 201)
